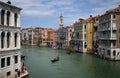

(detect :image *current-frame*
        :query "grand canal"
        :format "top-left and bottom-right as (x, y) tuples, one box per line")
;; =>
(22, 46), (120, 78)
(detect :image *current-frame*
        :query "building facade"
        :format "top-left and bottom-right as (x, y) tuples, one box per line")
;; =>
(65, 25), (74, 48)
(86, 15), (98, 53)
(22, 28), (40, 46)
(56, 27), (66, 49)
(22, 27), (56, 47)
(98, 5), (120, 60)
(47, 28), (56, 47)
(74, 19), (87, 52)
(0, 1), (22, 78)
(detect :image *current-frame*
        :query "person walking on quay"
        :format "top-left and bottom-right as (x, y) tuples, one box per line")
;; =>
(21, 63), (26, 73)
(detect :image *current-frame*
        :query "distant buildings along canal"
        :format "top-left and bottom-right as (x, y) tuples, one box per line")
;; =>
(21, 5), (120, 61)
(21, 27), (56, 46)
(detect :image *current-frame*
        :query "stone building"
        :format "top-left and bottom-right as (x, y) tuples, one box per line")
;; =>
(85, 15), (99, 53)
(73, 19), (87, 52)
(47, 28), (56, 47)
(97, 5), (120, 60)
(22, 27), (56, 46)
(65, 25), (74, 48)
(0, 1), (22, 78)
(21, 28), (39, 45)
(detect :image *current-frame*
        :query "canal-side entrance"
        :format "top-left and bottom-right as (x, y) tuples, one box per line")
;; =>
(22, 46), (120, 78)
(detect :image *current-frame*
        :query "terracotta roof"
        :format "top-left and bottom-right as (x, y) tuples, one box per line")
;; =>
(111, 5), (120, 12)
(66, 25), (74, 28)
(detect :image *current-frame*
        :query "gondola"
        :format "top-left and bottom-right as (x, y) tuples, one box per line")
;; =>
(51, 57), (60, 63)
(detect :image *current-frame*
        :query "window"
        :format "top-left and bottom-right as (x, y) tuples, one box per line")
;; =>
(113, 50), (116, 56)
(1, 32), (5, 48)
(14, 56), (18, 64)
(107, 50), (110, 56)
(1, 9), (5, 25)
(96, 18), (98, 21)
(14, 33), (17, 47)
(7, 71), (11, 77)
(1, 58), (5, 68)
(113, 15), (116, 19)
(7, 11), (10, 26)
(14, 13), (18, 26)
(43, 39), (45, 41)
(84, 42), (87, 48)
(84, 25), (86, 29)
(7, 32), (10, 48)
(7, 57), (10, 66)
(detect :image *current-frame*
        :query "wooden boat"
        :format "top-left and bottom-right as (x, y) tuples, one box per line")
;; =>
(51, 57), (60, 63)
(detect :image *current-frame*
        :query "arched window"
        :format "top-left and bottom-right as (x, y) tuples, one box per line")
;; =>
(7, 11), (10, 26)
(1, 9), (5, 25)
(7, 32), (10, 48)
(1, 32), (5, 48)
(14, 13), (18, 26)
(14, 33), (17, 47)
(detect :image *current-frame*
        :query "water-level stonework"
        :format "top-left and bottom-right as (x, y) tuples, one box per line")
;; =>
(22, 46), (120, 78)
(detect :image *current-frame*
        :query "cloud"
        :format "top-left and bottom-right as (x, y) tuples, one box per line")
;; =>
(1, 0), (120, 28)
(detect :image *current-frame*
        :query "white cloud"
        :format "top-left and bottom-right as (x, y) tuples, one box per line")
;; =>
(1, 0), (120, 28)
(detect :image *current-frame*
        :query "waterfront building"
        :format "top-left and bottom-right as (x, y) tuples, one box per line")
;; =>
(47, 28), (56, 47)
(21, 28), (30, 45)
(56, 27), (66, 49)
(85, 16), (94, 53)
(85, 15), (99, 53)
(22, 28), (40, 45)
(97, 5), (120, 60)
(0, 1), (22, 78)
(74, 19), (87, 52)
(22, 27), (56, 47)
(65, 25), (74, 48)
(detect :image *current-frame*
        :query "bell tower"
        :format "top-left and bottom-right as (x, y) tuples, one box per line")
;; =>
(59, 13), (64, 28)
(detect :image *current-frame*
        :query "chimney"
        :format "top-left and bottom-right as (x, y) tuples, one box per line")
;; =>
(7, 1), (11, 4)
(90, 15), (92, 17)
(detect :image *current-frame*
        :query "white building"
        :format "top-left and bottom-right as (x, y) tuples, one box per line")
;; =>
(21, 28), (29, 45)
(41, 29), (48, 46)
(0, 1), (22, 78)
(65, 25), (74, 48)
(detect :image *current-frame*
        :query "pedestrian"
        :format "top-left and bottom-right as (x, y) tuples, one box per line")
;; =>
(18, 70), (21, 77)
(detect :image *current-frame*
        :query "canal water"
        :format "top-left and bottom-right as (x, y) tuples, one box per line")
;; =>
(22, 46), (120, 78)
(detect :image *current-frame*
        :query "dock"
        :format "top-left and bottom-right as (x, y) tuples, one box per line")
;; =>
(20, 70), (29, 78)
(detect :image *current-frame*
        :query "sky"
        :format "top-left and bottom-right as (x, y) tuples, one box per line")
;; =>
(1, 0), (120, 29)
